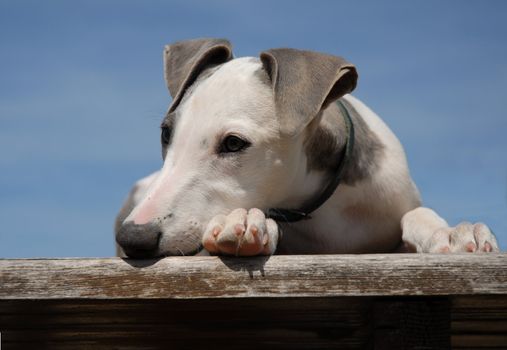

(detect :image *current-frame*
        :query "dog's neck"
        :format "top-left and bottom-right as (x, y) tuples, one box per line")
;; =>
(266, 100), (354, 222)
(267, 98), (385, 221)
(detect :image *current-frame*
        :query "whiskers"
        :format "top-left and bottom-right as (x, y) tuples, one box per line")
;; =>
(176, 248), (186, 256)
(173, 230), (204, 256)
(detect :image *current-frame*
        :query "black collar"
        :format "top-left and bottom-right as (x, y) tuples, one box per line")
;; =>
(265, 99), (355, 223)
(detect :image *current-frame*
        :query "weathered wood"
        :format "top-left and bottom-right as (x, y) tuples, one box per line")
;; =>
(451, 295), (507, 349)
(2, 296), (506, 349)
(1, 254), (506, 349)
(1, 254), (506, 299)
(0, 297), (452, 350)
(373, 298), (450, 349)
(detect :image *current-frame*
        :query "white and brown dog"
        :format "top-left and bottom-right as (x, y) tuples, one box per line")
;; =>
(115, 38), (499, 258)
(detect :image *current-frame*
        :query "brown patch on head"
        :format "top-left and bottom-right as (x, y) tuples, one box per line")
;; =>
(259, 48), (357, 136)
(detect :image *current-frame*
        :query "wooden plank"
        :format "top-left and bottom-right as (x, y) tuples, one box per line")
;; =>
(0, 297), (455, 350)
(3, 296), (507, 350)
(1, 256), (506, 349)
(0, 298), (374, 350)
(451, 295), (507, 349)
(373, 298), (450, 350)
(1, 254), (506, 299)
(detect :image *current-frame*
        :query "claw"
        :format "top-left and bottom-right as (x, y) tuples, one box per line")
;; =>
(439, 246), (450, 253)
(234, 224), (245, 236)
(465, 242), (476, 252)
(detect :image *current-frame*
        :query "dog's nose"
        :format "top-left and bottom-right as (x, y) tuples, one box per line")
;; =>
(116, 222), (162, 258)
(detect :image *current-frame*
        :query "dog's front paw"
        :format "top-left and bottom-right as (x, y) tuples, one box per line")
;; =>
(424, 222), (499, 253)
(202, 208), (279, 256)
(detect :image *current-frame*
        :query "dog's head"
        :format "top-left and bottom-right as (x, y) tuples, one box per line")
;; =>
(116, 38), (357, 257)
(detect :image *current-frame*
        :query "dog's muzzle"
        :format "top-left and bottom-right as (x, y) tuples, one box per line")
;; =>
(116, 222), (162, 258)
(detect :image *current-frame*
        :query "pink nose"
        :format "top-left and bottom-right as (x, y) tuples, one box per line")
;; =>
(132, 198), (159, 225)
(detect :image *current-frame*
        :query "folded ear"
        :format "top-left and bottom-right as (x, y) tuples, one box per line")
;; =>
(260, 48), (358, 136)
(164, 38), (233, 112)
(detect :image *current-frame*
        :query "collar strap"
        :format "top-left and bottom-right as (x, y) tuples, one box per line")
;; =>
(265, 99), (355, 223)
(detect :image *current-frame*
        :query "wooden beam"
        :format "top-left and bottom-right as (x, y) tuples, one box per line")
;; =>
(1, 254), (506, 349)
(1, 254), (506, 299)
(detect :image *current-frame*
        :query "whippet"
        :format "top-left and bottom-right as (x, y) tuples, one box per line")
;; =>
(115, 38), (499, 258)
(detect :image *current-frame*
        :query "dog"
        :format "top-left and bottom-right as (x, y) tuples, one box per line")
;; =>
(115, 38), (499, 258)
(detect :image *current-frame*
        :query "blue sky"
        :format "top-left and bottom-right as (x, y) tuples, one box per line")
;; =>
(0, 0), (506, 257)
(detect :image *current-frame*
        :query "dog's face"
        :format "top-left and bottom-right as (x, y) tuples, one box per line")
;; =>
(124, 58), (300, 255)
(116, 39), (357, 257)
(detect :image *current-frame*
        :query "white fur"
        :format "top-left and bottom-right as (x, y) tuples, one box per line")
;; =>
(275, 95), (422, 253)
(124, 58), (285, 255)
(118, 57), (499, 256)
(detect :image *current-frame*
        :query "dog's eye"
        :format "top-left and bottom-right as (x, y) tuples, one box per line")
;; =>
(161, 127), (171, 145)
(220, 135), (250, 153)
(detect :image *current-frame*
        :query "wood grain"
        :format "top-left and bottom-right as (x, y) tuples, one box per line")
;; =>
(1, 254), (506, 299)
(1, 254), (506, 349)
